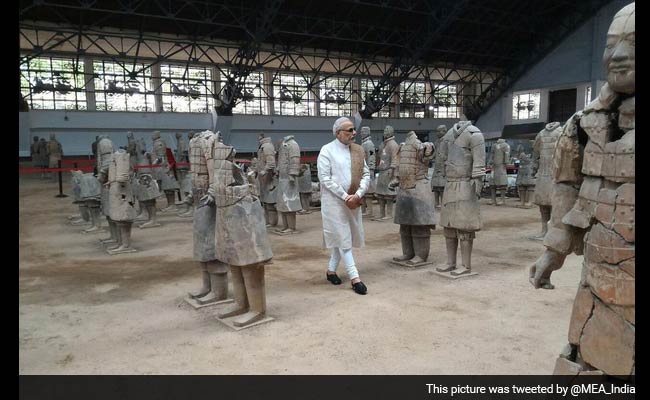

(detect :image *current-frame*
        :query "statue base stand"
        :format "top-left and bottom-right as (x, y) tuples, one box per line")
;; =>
(70, 220), (90, 226)
(106, 247), (138, 255)
(432, 269), (479, 279)
(184, 296), (233, 310)
(390, 260), (433, 268)
(370, 217), (391, 222)
(82, 228), (106, 235)
(271, 229), (300, 236)
(138, 223), (161, 229)
(216, 315), (274, 331)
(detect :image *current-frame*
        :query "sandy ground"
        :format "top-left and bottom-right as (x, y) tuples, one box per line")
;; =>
(19, 174), (583, 374)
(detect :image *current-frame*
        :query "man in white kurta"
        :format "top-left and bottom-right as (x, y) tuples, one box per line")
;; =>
(318, 117), (370, 295)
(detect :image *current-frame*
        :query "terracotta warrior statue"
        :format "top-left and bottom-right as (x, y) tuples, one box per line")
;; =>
(530, 122), (563, 239)
(37, 137), (49, 178)
(47, 133), (63, 179)
(389, 131), (436, 267)
(71, 170), (103, 233)
(96, 135), (120, 246)
(206, 142), (273, 328)
(360, 126), (377, 217)
(257, 134), (279, 227)
(69, 171), (91, 227)
(435, 121), (486, 276)
(490, 138), (510, 205)
(186, 130), (230, 307)
(175, 132), (192, 215)
(30, 136), (40, 167)
(529, 3), (634, 378)
(275, 135), (302, 234)
(430, 125), (448, 208)
(126, 132), (138, 168)
(373, 125), (399, 221)
(298, 163), (313, 214)
(135, 173), (162, 229)
(515, 143), (535, 208)
(105, 149), (138, 254)
(151, 131), (179, 212)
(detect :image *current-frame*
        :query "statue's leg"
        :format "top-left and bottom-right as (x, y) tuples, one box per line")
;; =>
(377, 197), (386, 219)
(386, 196), (394, 218)
(408, 226), (431, 265)
(233, 264), (267, 327)
(392, 225), (415, 261)
(285, 212), (297, 233)
(437, 227), (458, 272)
(491, 186), (497, 205)
(451, 231), (475, 276)
(267, 204), (278, 227)
(188, 262), (211, 299)
(218, 265), (249, 318)
(276, 211), (288, 232)
(196, 261), (229, 305)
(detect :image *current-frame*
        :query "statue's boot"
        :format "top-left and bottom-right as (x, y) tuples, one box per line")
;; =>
(530, 206), (551, 239)
(490, 187), (497, 205)
(279, 213), (298, 233)
(218, 266), (249, 318)
(178, 205), (194, 218)
(524, 190), (533, 207)
(161, 191), (177, 212)
(267, 206), (278, 227)
(385, 199), (394, 219)
(375, 199), (386, 220)
(275, 212), (289, 232)
(188, 263), (211, 299)
(451, 238), (473, 276)
(500, 190), (507, 206)
(436, 237), (458, 272)
(233, 264), (266, 327)
(176, 201), (191, 216)
(365, 198), (373, 217)
(139, 204), (160, 228)
(106, 223), (123, 250)
(196, 271), (229, 305)
(392, 226), (415, 262)
(135, 205), (149, 221)
(83, 206), (103, 233)
(299, 193), (311, 214)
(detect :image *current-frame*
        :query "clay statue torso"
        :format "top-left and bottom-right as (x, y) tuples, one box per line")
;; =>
(532, 123), (562, 205)
(375, 138), (399, 196)
(394, 134), (436, 226)
(491, 140), (510, 186)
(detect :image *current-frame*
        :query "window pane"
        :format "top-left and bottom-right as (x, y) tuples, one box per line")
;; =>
(512, 91), (541, 120)
(20, 56), (86, 110)
(272, 72), (316, 116)
(93, 60), (155, 112)
(160, 64), (215, 113)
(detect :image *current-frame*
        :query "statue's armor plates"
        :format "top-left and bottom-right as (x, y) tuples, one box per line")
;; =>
(276, 137), (302, 213)
(107, 151), (137, 221)
(78, 173), (102, 200)
(394, 135), (436, 226)
(136, 174), (161, 201)
(532, 123), (562, 205)
(491, 141), (510, 186)
(375, 137), (399, 196)
(213, 144), (273, 266)
(257, 138), (278, 204)
(516, 152), (535, 186)
(362, 137), (377, 194)
(439, 123), (485, 231)
(430, 136), (448, 190)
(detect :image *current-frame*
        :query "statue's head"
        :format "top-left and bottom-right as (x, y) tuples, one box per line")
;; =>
(436, 125), (447, 138)
(175, 132), (182, 139)
(604, 3), (635, 94)
(33, 136), (39, 142)
(383, 125), (395, 140)
(127, 131), (134, 139)
(360, 126), (371, 139)
(188, 131), (195, 140)
(152, 131), (161, 140)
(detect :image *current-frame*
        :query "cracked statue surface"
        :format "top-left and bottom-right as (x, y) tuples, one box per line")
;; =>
(528, 2), (634, 378)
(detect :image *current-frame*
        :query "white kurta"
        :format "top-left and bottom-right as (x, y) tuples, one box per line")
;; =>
(318, 139), (370, 249)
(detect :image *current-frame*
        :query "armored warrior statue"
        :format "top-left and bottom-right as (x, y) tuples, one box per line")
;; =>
(490, 138), (510, 205)
(69, 171), (92, 227)
(36, 137), (49, 178)
(96, 136), (120, 246)
(530, 122), (563, 239)
(528, 3), (634, 378)
(430, 125), (448, 208)
(373, 125), (399, 221)
(71, 171), (103, 233)
(297, 163), (313, 214)
(105, 149), (138, 254)
(151, 131), (179, 212)
(435, 121), (486, 277)
(360, 127), (377, 217)
(206, 142), (274, 328)
(126, 132), (138, 168)
(136, 173), (162, 229)
(185, 130), (231, 307)
(257, 134), (279, 227)
(389, 131), (436, 267)
(30, 136), (40, 167)
(47, 133), (63, 179)
(515, 143), (535, 208)
(175, 132), (192, 215)
(274, 135), (302, 234)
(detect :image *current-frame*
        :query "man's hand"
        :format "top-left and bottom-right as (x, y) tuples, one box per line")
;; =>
(529, 249), (566, 289)
(344, 194), (362, 209)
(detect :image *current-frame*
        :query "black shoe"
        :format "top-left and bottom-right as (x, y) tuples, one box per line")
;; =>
(326, 273), (342, 285)
(352, 281), (367, 295)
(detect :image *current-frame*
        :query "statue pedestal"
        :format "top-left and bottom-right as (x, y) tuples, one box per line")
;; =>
(432, 269), (479, 279)
(271, 229), (300, 236)
(106, 247), (138, 255)
(390, 260), (433, 268)
(184, 296), (233, 310)
(82, 228), (106, 235)
(216, 315), (274, 331)
(138, 223), (161, 229)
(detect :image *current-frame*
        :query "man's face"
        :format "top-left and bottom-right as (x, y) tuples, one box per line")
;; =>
(604, 6), (635, 94)
(336, 121), (356, 145)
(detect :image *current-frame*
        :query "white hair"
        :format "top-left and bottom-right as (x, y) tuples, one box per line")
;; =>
(332, 117), (352, 137)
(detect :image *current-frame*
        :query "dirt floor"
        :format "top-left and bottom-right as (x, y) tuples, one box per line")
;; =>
(19, 174), (583, 374)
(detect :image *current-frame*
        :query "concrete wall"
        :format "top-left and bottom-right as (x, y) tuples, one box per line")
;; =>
(18, 110), (458, 156)
(475, 0), (630, 137)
